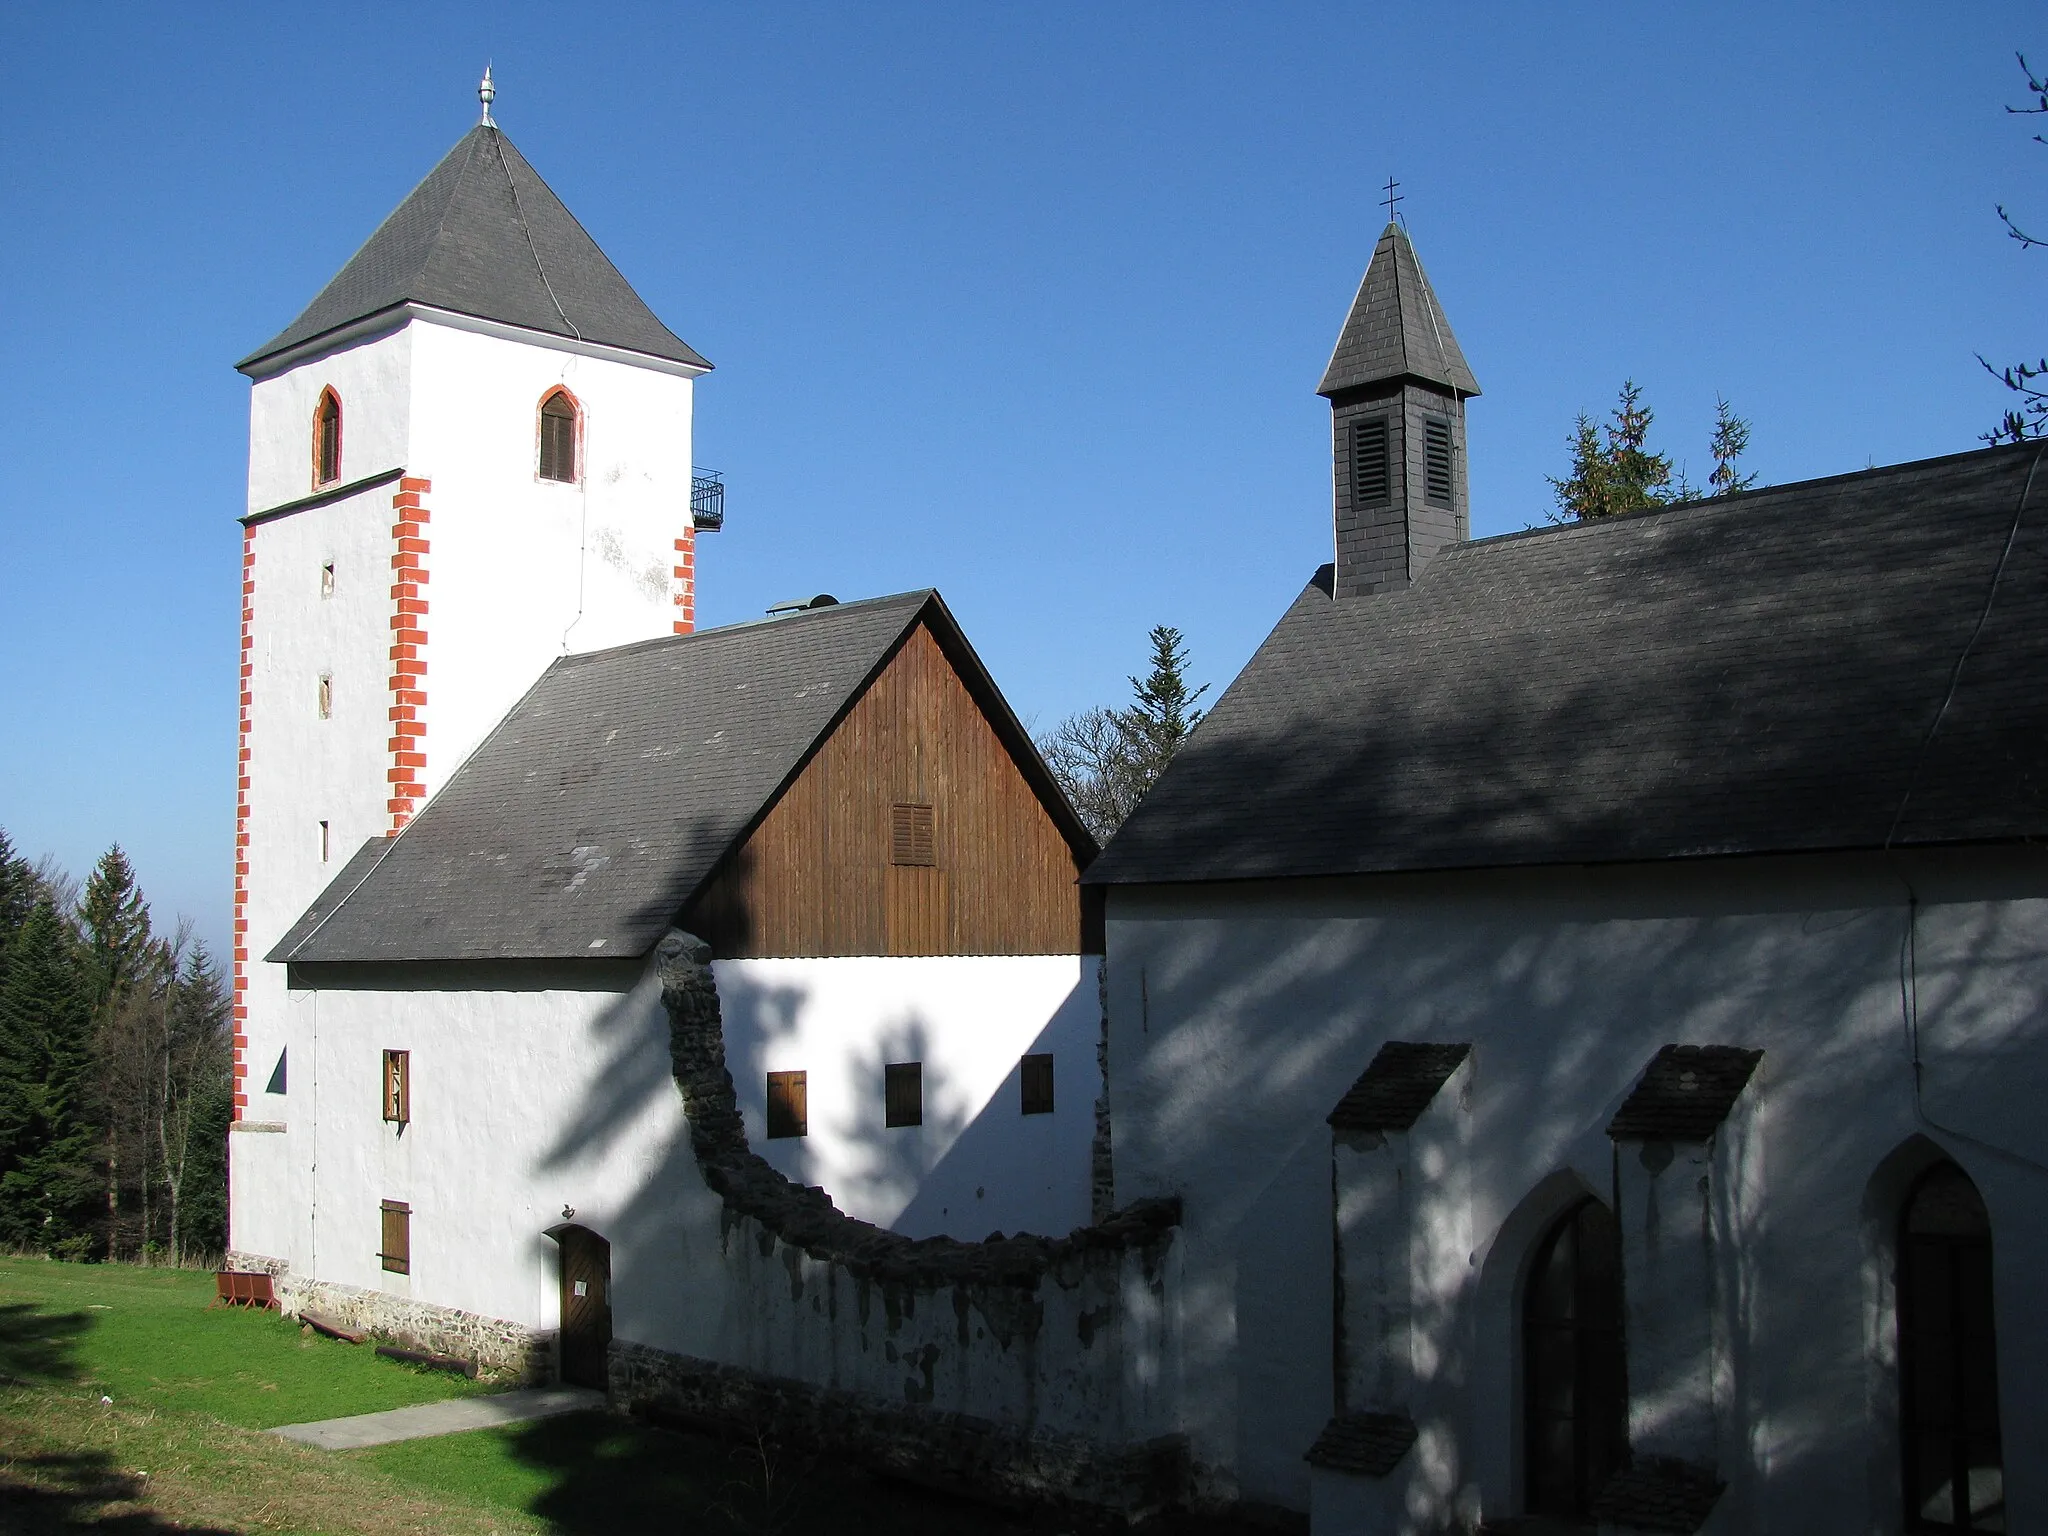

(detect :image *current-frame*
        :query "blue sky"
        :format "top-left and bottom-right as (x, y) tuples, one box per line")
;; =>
(0, 3), (2040, 953)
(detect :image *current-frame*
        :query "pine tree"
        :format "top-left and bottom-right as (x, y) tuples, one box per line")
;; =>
(1038, 626), (1208, 842)
(79, 846), (152, 1015)
(1123, 626), (1209, 792)
(1708, 397), (1759, 495)
(162, 942), (233, 1263)
(0, 829), (39, 991)
(1551, 383), (1758, 520)
(0, 898), (101, 1257)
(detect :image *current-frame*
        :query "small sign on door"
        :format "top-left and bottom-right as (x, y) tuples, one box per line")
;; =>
(573, 1280), (588, 1297)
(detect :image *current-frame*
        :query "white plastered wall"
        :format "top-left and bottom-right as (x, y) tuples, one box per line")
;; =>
(716, 955), (1102, 1240)
(1103, 847), (2048, 1527)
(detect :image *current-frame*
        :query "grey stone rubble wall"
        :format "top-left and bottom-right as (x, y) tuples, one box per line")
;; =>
(275, 1272), (552, 1384)
(644, 930), (1188, 1518)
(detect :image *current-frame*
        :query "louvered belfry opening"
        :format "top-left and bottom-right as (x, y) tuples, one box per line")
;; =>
(539, 390), (578, 482)
(1319, 222), (1479, 599)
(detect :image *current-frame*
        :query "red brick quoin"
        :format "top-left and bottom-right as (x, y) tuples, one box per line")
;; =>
(231, 528), (255, 1115)
(388, 478), (432, 828)
(673, 524), (696, 635)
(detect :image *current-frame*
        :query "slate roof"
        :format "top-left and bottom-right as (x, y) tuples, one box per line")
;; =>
(1303, 1411), (1417, 1477)
(1318, 221), (1480, 399)
(1589, 1456), (1726, 1533)
(271, 591), (1080, 964)
(1608, 1046), (1763, 1142)
(1328, 1042), (1471, 1131)
(1087, 442), (2048, 887)
(239, 126), (710, 373)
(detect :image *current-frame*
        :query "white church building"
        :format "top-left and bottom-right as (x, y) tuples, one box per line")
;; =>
(225, 84), (2048, 1536)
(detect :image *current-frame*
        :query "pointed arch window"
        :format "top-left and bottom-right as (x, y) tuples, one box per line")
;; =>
(539, 389), (579, 483)
(1900, 1161), (2002, 1531)
(1523, 1195), (1628, 1518)
(313, 389), (343, 487)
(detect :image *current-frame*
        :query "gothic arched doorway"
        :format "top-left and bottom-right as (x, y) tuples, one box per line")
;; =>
(1899, 1161), (2002, 1531)
(1523, 1195), (1627, 1518)
(554, 1225), (612, 1390)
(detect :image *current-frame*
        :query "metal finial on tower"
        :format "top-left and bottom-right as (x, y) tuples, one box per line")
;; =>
(1382, 176), (1403, 224)
(479, 64), (497, 127)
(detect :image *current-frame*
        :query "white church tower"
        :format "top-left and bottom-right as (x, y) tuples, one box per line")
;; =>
(227, 74), (712, 1180)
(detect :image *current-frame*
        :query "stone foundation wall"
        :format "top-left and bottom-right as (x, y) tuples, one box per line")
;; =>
(275, 1272), (552, 1384)
(611, 1338), (1188, 1521)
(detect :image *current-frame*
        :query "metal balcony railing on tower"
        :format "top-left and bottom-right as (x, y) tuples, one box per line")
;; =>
(691, 469), (725, 531)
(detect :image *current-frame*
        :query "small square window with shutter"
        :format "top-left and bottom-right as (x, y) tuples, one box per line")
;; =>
(1352, 418), (1392, 508)
(1021, 1053), (1055, 1115)
(884, 1062), (923, 1128)
(382, 1050), (410, 1124)
(1424, 419), (1454, 507)
(379, 1200), (410, 1274)
(890, 803), (936, 867)
(766, 1071), (807, 1139)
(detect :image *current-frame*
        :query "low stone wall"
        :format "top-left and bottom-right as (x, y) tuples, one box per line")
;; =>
(275, 1273), (552, 1384)
(648, 930), (1189, 1515)
(613, 1341), (1188, 1520)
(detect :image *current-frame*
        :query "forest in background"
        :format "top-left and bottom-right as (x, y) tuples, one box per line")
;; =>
(0, 828), (231, 1264)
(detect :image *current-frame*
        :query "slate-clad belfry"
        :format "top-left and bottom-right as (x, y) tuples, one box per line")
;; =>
(1320, 222), (1480, 597)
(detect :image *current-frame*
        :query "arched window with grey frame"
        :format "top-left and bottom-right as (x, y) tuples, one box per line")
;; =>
(1899, 1161), (2003, 1532)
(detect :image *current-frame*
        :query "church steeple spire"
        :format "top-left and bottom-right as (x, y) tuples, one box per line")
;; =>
(1319, 222), (1479, 598)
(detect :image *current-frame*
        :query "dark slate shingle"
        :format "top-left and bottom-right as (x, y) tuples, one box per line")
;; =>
(1607, 1046), (1763, 1142)
(1589, 1456), (1726, 1533)
(239, 127), (710, 373)
(1087, 443), (2048, 887)
(1328, 1042), (1471, 1131)
(1318, 222), (1480, 399)
(271, 594), (934, 964)
(1304, 1411), (1417, 1477)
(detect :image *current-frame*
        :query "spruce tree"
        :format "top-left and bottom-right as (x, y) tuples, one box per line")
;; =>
(0, 898), (100, 1256)
(163, 942), (233, 1263)
(1123, 626), (1209, 792)
(0, 829), (39, 990)
(79, 845), (151, 1015)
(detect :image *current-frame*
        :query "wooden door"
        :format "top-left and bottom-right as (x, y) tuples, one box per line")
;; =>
(556, 1226), (612, 1390)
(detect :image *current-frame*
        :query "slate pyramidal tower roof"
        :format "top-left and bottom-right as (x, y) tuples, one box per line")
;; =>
(1318, 220), (1478, 399)
(238, 123), (710, 375)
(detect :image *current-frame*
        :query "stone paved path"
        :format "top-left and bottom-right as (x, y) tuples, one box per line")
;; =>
(270, 1386), (607, 1450)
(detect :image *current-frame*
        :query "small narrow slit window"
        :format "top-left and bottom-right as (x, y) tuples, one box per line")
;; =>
(885, 1062), (923, 1128)
(890, 803), (936, 867)
(320, 561), (335, 598)
(382, 1050), (410, 1124)
(317, 674), (333, 719)
(1021, 1053), (1055, 1115)
(319, 820), (331, 863)
(1352, 417), (1391, 508)
(539, 390), (579, 483)
(1424, 418), (1454, 507)
(379, 1200), (411, 1274)
(314, 389), (342, 487)
(766, 1071), (807, 1139)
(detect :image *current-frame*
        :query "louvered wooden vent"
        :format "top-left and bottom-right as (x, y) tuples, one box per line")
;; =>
(766, 1070), (807, 1139)
(1352, 418), (1391, 507)
(1424, 419), (1454, 507)
(539, 392), (578, 483)
(379, 1200), (411, 1274)
(890, 803), (936, 866)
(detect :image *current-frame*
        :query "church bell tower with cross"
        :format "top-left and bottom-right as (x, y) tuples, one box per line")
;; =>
(1318, 186), (1480, 598)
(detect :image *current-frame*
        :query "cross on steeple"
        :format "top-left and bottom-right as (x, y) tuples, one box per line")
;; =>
(1381, 176), (1403, 221)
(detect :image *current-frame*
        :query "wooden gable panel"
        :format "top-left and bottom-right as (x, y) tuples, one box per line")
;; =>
(684, 620), (1091, 957)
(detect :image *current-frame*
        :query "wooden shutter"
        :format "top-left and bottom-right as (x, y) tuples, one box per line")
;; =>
(1352, 417), (1391, 507)
(890, 803), (936, 866)
(766, 1070), (807, 1139)
(382, 1050), (409, 1124)
(884, 1062), (923, 1128)
(379, 1200), (411, 1274)
(540, 394), (577, 482)
(1020, 1053), (1055, 1115)
(1424, 418), (1454, 506)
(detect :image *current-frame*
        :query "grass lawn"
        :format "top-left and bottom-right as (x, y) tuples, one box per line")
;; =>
(0, 1257), (1102, 1534)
